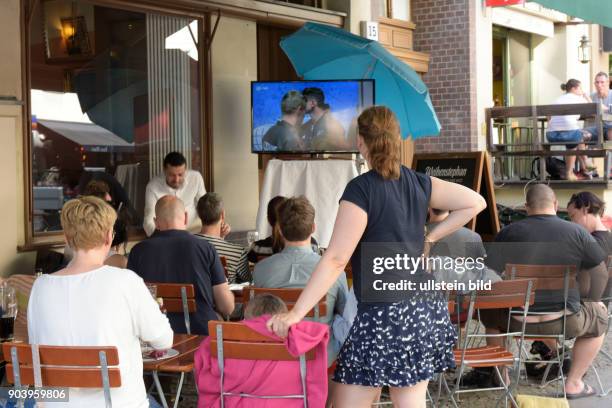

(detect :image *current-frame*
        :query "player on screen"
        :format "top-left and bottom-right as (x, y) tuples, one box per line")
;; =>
(262, 90), (306, 152)
(301, 87), (346, 150)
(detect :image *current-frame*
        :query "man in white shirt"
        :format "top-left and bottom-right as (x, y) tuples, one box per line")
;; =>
(143, 151), (206, 236)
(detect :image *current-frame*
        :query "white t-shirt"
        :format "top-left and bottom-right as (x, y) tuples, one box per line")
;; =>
(143, 169), (206, 236)
(548, 93), (588, 132)
(27, 266), (174, 408)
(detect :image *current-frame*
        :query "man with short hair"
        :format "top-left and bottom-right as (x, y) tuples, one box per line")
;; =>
(589, 72), (612, 141)
(195, 193), (251, 284)
(143, 152), (206, 236)
(128, 196), (234, 335)
(253, 196), (348, 364)
(467, 184), (609, 398)
(301, 87), (346, 150)
(262, 90), (306, 151)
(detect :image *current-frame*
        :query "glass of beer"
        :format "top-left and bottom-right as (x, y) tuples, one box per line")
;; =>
(0, 285), (17, 342)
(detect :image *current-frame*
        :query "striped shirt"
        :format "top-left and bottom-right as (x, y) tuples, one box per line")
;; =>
(195, 233), (251, 283)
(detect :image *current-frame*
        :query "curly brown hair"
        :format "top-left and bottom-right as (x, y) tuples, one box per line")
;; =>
(357, 106), (401, 180)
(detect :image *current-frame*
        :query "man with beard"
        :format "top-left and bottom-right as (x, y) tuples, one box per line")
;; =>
(301, 87), (346, 150)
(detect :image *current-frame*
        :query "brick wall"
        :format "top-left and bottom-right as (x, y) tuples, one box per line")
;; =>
(411, 0), (479, 153)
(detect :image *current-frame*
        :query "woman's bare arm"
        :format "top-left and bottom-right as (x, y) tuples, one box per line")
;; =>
(427, 176), (487, 242)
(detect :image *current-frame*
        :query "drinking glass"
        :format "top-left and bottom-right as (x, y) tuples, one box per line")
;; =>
(146, 283), (157, 300)
(0, 285), (17, 342)
(246, 230), (259, 247)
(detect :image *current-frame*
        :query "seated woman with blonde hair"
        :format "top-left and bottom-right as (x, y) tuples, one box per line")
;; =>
(28, 196), (173, 407)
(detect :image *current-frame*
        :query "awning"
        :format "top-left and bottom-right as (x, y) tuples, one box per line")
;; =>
(530, 0), (612, 28)
(38, 119), (134, 153)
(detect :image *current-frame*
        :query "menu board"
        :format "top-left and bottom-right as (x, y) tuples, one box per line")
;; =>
(412, 151), (500, 239)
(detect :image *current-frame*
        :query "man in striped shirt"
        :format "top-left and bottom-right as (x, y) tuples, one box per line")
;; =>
(195, 193), (251, 283)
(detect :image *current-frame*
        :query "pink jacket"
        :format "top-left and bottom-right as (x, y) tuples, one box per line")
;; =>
(195, 316), (329, 408)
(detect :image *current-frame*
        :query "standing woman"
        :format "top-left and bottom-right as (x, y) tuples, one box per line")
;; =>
(267, 106), (486, 407)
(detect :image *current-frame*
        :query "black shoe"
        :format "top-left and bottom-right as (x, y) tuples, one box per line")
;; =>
(458, 368), (494, 389)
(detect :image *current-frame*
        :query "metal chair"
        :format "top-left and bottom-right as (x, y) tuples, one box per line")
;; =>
(505, 264), (576, 398)
(146, 282), (196, 408)
(209, 320), (314, 407)
(2, 342), (120, 408)
(443, 279), (535, 408)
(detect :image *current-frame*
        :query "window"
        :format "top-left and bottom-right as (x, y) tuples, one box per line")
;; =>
(28, 0), (203, 238)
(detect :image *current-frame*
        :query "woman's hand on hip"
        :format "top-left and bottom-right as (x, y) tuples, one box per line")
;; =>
(266, 311), (302, 338)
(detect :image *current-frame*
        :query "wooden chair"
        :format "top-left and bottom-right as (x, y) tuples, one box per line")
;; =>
(219, 256), (228, 278)
(208, 321), (315, 407)
(242, 287), (327, 320)
(344, 263), (353, 288)
(505, 264), (576, 396)
(145, 283), (196, 408)
(2, 342), (120, 407)
(149, 283), (196, 335)
(443, 279), (536, 408)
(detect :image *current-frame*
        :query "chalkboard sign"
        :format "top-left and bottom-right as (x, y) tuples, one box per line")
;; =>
(412, 151), (500, 239)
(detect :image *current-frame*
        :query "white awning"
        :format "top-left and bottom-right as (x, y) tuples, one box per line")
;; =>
(38, 119), (134, 153)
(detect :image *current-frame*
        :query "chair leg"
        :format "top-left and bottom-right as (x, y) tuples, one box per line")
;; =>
(591, 365), (612, 397)
(172, 372), (185, 408)
(600, 349), (612, 363)
(493, 366), (519, 408)
(441, 371), (459, 408)
(152, 371), (169, 408)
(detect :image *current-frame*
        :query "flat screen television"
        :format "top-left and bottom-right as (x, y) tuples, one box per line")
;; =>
(251, 79), (375, 153)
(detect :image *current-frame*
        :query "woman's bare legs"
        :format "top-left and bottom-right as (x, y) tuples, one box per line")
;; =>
(566, 152), (578, 180)
(389, 380), (429, 408)
(332, 383), (382, 408)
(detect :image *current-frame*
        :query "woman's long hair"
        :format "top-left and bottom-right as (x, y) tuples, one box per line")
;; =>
(357, 106), (401, 180)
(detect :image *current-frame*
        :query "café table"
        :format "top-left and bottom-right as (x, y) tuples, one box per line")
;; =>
(144, 333), (204, 408)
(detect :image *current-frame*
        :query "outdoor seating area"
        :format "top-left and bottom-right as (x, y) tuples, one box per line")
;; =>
(3, 0), (612, 407)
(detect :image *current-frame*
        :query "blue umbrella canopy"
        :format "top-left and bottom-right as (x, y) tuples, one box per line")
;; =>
(280, 22), (440, 139)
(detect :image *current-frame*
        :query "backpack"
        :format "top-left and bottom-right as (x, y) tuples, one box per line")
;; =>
(531, 157), (566, 180)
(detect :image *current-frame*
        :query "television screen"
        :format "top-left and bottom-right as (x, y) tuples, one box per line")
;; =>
(251, 80), (375, 153)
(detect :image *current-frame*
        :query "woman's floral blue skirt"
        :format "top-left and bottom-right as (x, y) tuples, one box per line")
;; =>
(333, 297), (457, 387)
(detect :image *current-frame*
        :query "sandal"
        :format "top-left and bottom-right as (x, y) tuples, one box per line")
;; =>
(566, 382), (596, 400)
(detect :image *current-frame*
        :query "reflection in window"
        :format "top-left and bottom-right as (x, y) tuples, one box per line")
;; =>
(29, 1), (201, 234)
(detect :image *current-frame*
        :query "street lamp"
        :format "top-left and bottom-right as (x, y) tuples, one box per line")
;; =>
(578, 35), (591, 64)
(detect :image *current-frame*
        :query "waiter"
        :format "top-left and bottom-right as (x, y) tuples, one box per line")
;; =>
(143, 151), (206, 236)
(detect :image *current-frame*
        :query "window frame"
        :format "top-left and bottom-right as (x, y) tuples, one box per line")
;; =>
(20, 0), (213, 249)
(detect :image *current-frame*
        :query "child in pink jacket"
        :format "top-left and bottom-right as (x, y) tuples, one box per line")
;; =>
(195, 294), (329, 408)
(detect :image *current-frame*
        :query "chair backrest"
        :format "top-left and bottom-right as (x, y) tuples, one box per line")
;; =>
(344, 263), (352, 280)
(242, 287), (327, 319)
(505, 264), (577, 292)
(149, 282), (196, 334)
(208, 321), (313, 407)
(208, 321), (315, 361)
(505, 264), (576, 315)
(219, 256), (228, 278)
(472, 279), (536, 310)
(2, 343), (120, 407)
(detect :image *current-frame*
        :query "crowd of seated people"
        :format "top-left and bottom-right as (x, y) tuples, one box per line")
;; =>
(21, 136), (612, 406)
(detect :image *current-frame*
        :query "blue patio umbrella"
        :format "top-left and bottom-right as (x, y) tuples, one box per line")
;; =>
(280, 22), (440, 139)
